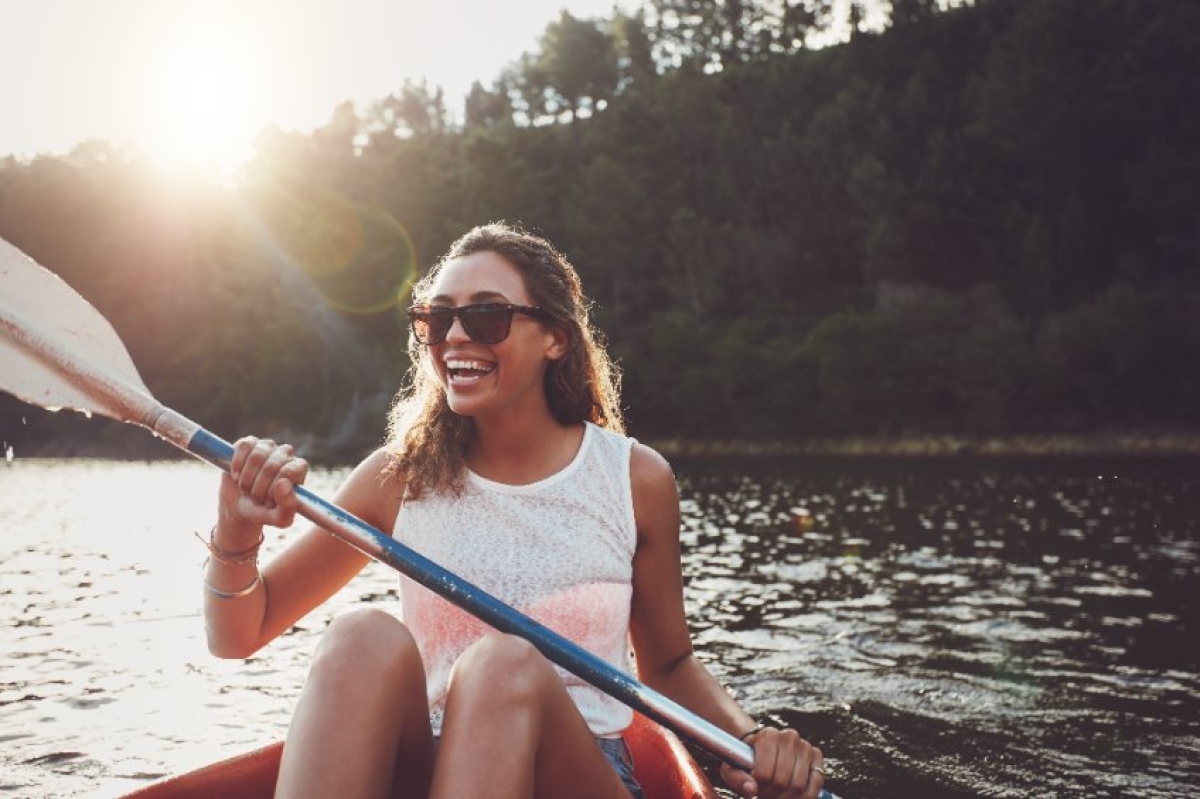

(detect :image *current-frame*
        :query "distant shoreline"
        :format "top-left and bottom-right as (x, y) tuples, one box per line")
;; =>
(649, 431), (1200, 458)
(7, 429), (1200, 463)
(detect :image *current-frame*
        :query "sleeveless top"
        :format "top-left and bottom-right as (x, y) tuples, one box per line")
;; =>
(393, 422), (638, 737)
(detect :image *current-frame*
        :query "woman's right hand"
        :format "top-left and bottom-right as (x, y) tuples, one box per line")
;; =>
(218, 437), (309, 533)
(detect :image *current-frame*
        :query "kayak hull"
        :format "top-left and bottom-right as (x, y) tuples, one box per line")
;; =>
(121, 712), (717, 799)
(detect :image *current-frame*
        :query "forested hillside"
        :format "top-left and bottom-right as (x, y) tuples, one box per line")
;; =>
(2, 0), (1197, 458)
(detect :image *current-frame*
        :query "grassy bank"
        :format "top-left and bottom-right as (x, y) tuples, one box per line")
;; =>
(9, 422), (1200, 463)
(649, 431), (1200, 458)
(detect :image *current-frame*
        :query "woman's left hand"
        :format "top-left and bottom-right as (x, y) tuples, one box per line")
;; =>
(719, 726), (825, 798)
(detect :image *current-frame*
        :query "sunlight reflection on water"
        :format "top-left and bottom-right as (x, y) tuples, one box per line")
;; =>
(1, 459), (374, 797)
(2, 456), (1198, 798)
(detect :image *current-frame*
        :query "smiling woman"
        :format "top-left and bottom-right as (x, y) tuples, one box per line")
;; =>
(135, 17), (264, 172)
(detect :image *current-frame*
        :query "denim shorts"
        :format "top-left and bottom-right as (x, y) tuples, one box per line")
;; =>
(597, 737), (644, 799)
(430, 734), (642, 796)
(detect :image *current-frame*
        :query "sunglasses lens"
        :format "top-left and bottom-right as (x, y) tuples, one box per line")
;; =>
(409, 307), (452, 344)
(409, 304), (526, 345)
(462, 305), (513, 344)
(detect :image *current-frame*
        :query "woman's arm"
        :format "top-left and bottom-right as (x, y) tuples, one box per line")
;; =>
(627, 443), (755, 732)
(628, 443), (825, 799)
(203, 440), (403, 659)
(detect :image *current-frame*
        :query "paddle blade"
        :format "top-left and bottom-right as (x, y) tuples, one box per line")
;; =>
(0, 237), (157, 423)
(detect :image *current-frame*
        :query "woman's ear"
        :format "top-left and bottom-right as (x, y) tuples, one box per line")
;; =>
(546, 322), (571, 361)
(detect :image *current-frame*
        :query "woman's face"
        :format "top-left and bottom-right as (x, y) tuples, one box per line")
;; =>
(424, 251), (565, 420)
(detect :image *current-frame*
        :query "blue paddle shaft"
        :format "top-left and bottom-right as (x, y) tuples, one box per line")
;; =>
(185, 426), (755, 769)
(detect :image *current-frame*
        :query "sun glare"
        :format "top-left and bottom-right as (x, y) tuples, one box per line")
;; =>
(138, 17), (264, 174)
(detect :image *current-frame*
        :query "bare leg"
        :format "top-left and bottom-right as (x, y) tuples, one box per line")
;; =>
(431, 633), (633, 799)
(276, 608), (435, 799)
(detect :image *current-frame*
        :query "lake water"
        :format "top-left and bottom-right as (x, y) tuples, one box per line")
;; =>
(1, 457), (1197, 798)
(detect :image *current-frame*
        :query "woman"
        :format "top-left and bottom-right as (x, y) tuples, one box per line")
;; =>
(200, 223), (827, 798)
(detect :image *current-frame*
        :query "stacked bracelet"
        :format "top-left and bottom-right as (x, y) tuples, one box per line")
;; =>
(203, 568), (263, 599)
(195, 525), (264, 566)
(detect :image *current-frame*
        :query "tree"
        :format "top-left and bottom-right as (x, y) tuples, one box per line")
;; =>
(614, 9), (658, 88)
(561, 154), (659, 322)
(890, 0), (938, 28)
(848, 1), (868, 40)
(366, 79), (448, 142)
(312, 100), (361, 157)
(646, 0), (837, 70)
(518, 12), (619, 122)
(647, 0), (763, 70)
(464, 78), (513, 129)
(6, 0), (1200, 448)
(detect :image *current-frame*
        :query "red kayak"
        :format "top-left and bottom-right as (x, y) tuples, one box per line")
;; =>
(122, 712), (717, 798)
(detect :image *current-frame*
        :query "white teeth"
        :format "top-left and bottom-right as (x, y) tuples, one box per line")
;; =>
(446, 359), (493, 371)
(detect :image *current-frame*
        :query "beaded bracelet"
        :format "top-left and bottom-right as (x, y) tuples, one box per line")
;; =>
(203, 566), (263, 599)
(195, 525), (264, 566)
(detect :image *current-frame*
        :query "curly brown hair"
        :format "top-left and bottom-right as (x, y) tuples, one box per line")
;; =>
(385, 222), (623, 498)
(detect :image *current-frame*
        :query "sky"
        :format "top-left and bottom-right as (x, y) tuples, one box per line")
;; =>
(0, 0), (630, 170)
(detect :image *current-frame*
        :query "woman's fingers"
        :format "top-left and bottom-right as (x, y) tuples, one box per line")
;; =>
(269, 453), (309, 526)
(718, 761), (757, 797)
(726, 727), (826, 799)
(279, 451), (309, 492)
(228, 436), (257, 480)
(757, 729), (791, 797)
(789, 738), (823, 799)
(244, 440), (281, 502)
(223, 437), (307, 527)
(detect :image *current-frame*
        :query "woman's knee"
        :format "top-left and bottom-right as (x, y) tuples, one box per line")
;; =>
(450, 633), (555, 704)
(310, 608), (422, 687)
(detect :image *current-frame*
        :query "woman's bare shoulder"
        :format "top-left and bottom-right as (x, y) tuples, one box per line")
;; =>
(630, 441), (675, 490)
(629, 442), (680, 539)
(337, 447), (407, 531)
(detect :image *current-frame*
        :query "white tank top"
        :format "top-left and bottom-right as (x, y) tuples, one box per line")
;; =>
(394, 422), (638, 736)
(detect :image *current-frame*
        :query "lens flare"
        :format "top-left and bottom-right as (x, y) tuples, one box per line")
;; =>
(239, 179), (418, 314)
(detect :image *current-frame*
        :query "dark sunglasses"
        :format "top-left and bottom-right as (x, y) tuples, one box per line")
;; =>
(407, 303), (553, 345)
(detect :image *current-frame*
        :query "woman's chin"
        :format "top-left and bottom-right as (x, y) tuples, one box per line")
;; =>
(445, 392), (483, 417)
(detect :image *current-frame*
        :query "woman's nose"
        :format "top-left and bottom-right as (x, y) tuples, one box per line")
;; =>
(444, 314), (470, 343)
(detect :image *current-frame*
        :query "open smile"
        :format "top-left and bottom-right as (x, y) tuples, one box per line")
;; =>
(445, 358), (496, 387)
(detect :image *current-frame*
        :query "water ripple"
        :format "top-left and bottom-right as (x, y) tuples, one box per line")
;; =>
(3, 456), (1198, 797)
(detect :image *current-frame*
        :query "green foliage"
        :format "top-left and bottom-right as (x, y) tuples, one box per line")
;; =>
(511, 11), (619, 123)
(1035, 283), (1200, 425)
(464, 79), (514, 130)
(3, 0), (1198, 455)
(645, 0), (840, 71)
(806, 289), (965, 430)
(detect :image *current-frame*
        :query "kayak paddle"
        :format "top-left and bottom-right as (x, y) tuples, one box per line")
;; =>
(0, 236), (756, 769)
